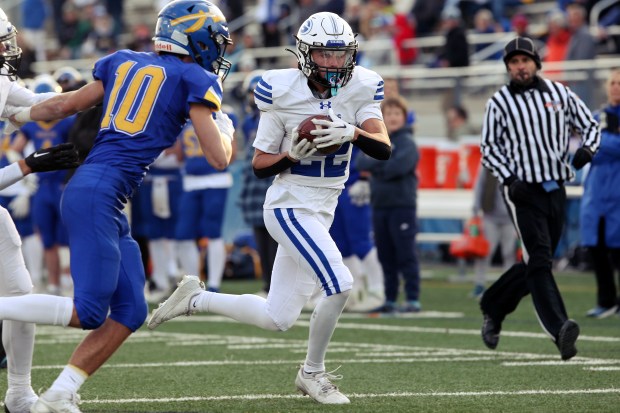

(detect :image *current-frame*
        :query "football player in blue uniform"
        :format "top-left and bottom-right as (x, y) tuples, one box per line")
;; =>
(175, 115), (236, 293)
(5, 1), (234, 411)
(148, 12), (391, 404)
(12, 75), (75, 296)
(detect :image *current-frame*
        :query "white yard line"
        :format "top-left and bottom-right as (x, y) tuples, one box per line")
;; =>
(80, 388), (620, 405)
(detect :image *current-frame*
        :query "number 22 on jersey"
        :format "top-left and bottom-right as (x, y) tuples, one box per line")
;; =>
(100, 61), (166, 135)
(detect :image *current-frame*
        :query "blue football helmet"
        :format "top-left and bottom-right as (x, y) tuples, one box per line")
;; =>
(153, 0), (232, 79)
(31, 74), (62, 94)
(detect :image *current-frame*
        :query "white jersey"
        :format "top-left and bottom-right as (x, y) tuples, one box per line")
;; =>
(253, 67), (384, 212)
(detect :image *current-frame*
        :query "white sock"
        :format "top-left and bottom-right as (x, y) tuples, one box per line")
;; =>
(176, 240), (200, 276)
(343, 256), (363, 304)
(192, 292), (279, 331)
(361, 248), (384, 293)
(0, 295), (73, 326)
(304, 290), (350, 374)
(22, 234), (43, 287)
(49, 365), (88, 395)
(149, 239), (171, 290)
(206, 239), (226, 290)
(3, 320), (34, 391)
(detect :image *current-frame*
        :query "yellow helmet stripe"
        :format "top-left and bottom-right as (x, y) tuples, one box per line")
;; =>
(171, 11), (223, 33)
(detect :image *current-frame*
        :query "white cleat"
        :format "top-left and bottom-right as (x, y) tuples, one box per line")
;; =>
(295, 366), (350, 404)
(4, 387), (38, 413)
(29, 390), (81, 413)
(147, 275), (205, 330)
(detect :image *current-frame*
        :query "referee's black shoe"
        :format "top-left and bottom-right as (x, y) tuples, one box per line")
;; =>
(558, 319), (580, 361)
(481, 314), (501, 350)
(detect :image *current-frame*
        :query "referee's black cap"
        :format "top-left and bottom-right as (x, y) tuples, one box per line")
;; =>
(503, 37), (541, 69)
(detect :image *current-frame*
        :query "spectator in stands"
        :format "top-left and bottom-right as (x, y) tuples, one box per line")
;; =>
(104, 0), (124, 38)
(510, 13), (530, 39)
(126, 23), (154, 53)
(81, 5), (117, 58)
(358, 0), (397, 67)
(393, 11), (417, 65)
(544, 9), (571, 72)
(255, 0), (283, 64)
(58, 1), (93, 59)
(411, 0), (446, 37)
(472, 8), (503, 61)
(566, 2), (597, 107)
(445, 104), (477, 142)
(580, 68), (620, 319)
(471, 168), (518, 299)
(357, 95), (421, 313)
(435, 6), (469, 108)
(436, 6), (469, 68)
(21, 0), (49, 62)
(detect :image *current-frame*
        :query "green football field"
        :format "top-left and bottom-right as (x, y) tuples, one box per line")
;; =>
(7, 265), (620, 412)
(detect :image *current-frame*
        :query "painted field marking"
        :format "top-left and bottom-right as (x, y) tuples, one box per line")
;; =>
(79, 387), (620, 405)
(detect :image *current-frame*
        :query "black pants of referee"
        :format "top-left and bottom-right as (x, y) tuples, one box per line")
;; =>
(480, 182), (568, 340)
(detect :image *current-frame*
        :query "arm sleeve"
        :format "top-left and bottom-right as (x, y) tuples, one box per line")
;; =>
(0, 162), (24, 191)
(353, 135), (391, 160)
(253, 156), (296, 179)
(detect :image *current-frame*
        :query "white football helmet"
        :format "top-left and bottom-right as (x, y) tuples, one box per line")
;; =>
(292, 12), (357, 94)
(0, 8), (21, 78)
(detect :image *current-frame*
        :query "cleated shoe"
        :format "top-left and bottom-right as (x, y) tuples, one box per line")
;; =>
(585, 305), (618, 319)
(29, 390), (81, 413)
(558, 319), (580, 361)
(295, 366), (350, 404)
(4, 387), (37, 413)
(481, 313), (501, 350)
(147, 275), (204, 330)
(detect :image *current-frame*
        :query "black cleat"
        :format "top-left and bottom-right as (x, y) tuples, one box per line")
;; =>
(481, 314), (501, 350)
(558, 319), (579, 361)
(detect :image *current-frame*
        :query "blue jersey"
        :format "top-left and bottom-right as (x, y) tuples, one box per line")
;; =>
(180, 111), (237, 176)
(86, 50), (224, 186)
(21, 117), (76, 183)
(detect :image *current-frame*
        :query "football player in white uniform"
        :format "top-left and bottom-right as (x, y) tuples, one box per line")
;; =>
(148, 12), (391, 404)
(0, 8), (80, 413)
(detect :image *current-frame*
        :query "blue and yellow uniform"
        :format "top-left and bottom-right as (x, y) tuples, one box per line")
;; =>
(20, 117), (75, 248)
(62, 49), (223, 331)
(175, 119), (233, 241)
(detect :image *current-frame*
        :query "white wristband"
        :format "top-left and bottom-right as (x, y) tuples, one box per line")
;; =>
(14, 107), (32, 123)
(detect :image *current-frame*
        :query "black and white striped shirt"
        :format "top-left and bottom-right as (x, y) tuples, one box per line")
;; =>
(480, 77), (600, 184)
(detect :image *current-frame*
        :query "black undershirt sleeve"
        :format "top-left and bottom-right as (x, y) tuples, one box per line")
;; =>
(353, 135), (391, 160)
(253, 156), (296, 179)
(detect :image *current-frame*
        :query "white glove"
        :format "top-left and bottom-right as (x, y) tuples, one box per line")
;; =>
(289, 127), (317, 161)
(311, 108), (356, 149)
(8, 194), (30, 219)
(213, 110), (234, 142)
(348, 180), (371, 206)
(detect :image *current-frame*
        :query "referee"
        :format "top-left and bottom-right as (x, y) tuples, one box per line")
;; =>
(478, 37), (600, 360)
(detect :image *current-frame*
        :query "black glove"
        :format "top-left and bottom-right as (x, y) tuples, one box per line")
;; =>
(24, 143), (80, 173)
(571, 147), (593, 170)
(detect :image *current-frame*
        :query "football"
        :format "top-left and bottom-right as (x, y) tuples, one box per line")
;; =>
(297, 114), (342, 155)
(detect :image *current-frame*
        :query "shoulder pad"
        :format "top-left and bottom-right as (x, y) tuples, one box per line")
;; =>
(254, 69), (298, 112)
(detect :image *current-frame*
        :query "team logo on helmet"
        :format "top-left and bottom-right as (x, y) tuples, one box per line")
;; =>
(299, 19), (313, 36)
(171, 10), (224, 33)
